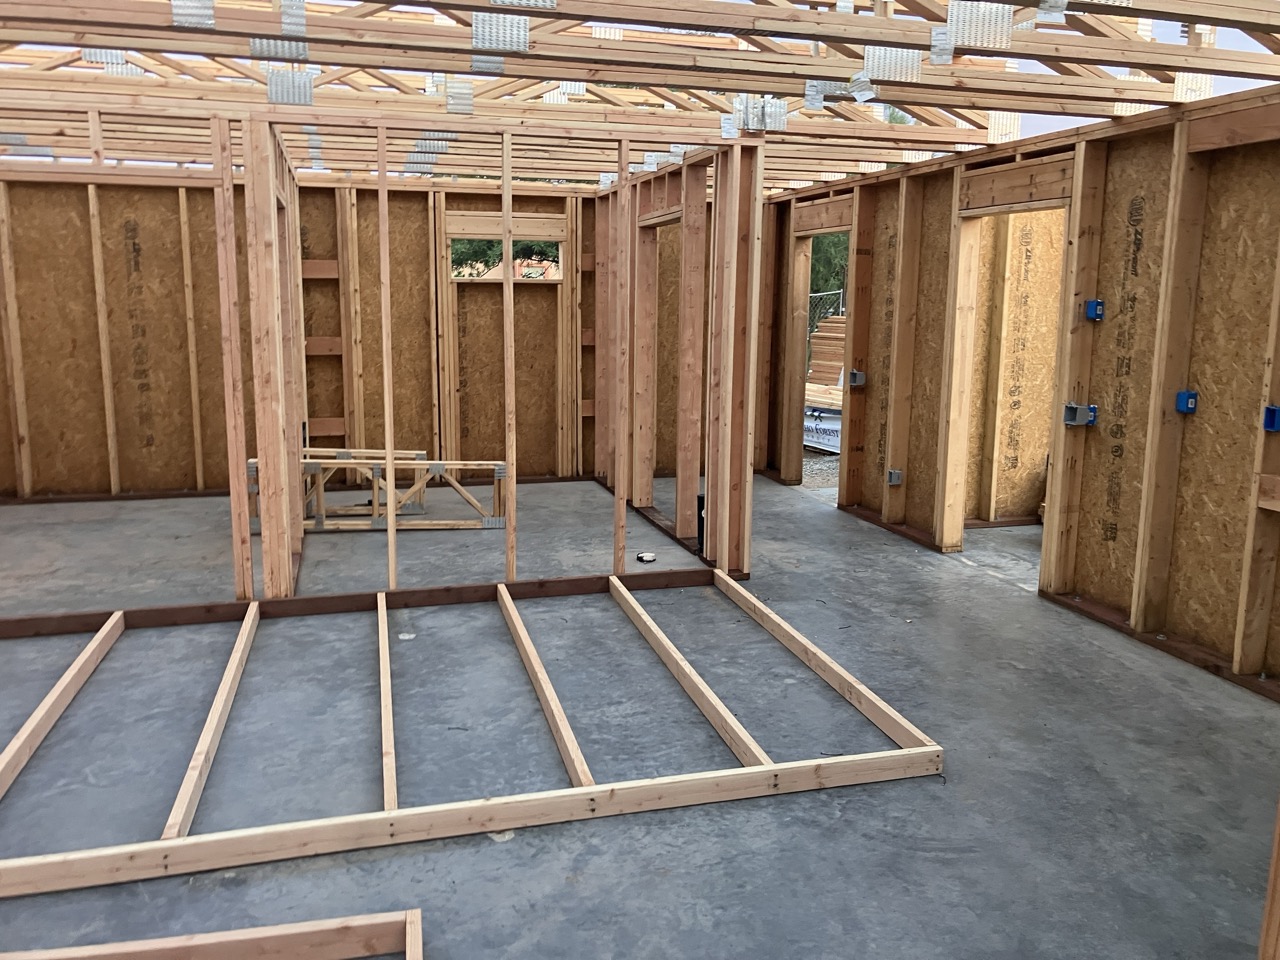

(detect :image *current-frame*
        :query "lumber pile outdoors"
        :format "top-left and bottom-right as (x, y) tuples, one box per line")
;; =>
(806, 315), (845, 411)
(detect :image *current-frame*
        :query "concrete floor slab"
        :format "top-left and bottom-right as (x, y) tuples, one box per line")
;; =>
(387, 601), (569, 807)
(193, 611), (382, 834)
(0, 482), (701, 618)
(0, 623), (239, 857)
(0, 633), (91, 746)
(0, 478), (1277, 958)
(514, 593), (738, 783)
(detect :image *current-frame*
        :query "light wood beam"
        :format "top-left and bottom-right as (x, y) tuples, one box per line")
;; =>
(882, 175), (923, 526)
(496, 584), (594, 786)
(676, 162), (709, 540)
(86, 184), (120, 495)
(933, 175), (982, 552)
(213, 117), (254, 599)
(178, 187), (206, 490)
(1039, 140), (1109, 595)
(162, 603), (260, 839)
(377, 126), (398, 590)
(501, 130), (518, 581)
(609, 576), (771, 766)
(0, 612), (125, 802)
(838, 187), (874, 508)
(1130, 121), (1209, 633)
(0, 181), (31, 497)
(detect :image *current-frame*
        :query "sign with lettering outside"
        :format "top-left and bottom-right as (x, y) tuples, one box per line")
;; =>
(803, 405), (841, 454)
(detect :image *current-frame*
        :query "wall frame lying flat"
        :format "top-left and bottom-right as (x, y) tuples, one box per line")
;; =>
(0, 568), (941, 898)
(0, 909), (424, 960)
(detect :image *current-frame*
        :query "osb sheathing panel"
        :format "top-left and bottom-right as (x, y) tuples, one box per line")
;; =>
(862, 184), (898, 511)
(299, 188), (344, 434)
(9, 184), (110, 494)
(184, 189), (235, 489)
(454, 282), (503, 464)
(387, 192), (436, 455)
(1073, 131), (1171, 613)
(904, 173), (953, 532)
(99, 186), (197, 493)
(1163, 141), (1280, 662)
(655, 224), (680, 474)
(515, 284), (559, 477)
(454, 262), (563, 475)
(963, 217), (1000, 519)
(995, 208), (1065, 519)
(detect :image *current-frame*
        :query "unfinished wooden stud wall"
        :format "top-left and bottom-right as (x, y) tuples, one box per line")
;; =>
(593, 143), (761, 575)
(764, 85), (1280, 681)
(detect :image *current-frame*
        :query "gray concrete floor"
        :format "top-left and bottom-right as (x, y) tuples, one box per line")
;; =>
(0, 482), (700, 617)
(0, 477), (1278, 958)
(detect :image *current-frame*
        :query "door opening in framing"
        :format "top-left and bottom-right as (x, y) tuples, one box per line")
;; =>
(951, 207), (1067, 576)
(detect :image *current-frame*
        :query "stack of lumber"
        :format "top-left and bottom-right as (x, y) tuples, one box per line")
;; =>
(805, 315), (845, 411)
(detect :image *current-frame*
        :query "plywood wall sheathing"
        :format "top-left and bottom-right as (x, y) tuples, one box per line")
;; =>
(9, 184), (110, 494)
(985, 209), (1065, 521)
(1164, 140), (1280, 664)
(1071, 131), (1172, 615)
(965, 216), (1002, 521)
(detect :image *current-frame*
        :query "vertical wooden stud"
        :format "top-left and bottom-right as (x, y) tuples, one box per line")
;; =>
(676, 162), (709, 540)
(779, 229), (811, 485)
(336, 186), (365, 457)
(0, 182), (31, 497)
(754, 197), (779, 470)
(178, 187), (206, 490)
(632, 224), (658, 508)
(1040, 141), (1109, 595)
(613, 144), (632, 575)
(502, 132), (519, 582)
(87, 183), (121, 495)
(377, 127), (397, 590)
(934, 174), (982, 553)
(213, 119), (254, 600)
(714, 145), (742, 572)
(594, 192), (612, 481)
(1130, 122), (1210, 633)
(838, 187), (874, 509)
(243, 120), (293, 599)
(733, 143), (765, 575)
(882, 175), (923, 525)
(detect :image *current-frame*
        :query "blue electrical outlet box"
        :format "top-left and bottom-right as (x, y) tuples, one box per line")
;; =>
(1266, 405), (1280, 433)
(1063, 403), (1098, 427)
(1175, 390), (1197, 414)
(1085, 299), (1105, 321)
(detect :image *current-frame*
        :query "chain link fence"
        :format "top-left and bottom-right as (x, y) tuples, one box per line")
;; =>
(808, 289), (845, 333)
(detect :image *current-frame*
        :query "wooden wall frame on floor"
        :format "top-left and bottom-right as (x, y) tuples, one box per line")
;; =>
(0, 909), (424, 960)
(0, 567), (941, 898)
